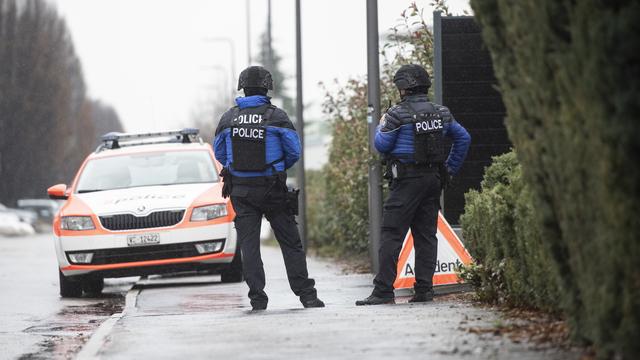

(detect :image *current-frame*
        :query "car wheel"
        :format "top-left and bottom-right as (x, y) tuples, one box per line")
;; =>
(82, 277), (104, 296)
(221, 245), (243, 283)
(59, 269), (83, 298)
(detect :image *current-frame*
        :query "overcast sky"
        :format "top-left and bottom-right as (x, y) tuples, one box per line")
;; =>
(49, 0), (471, 133)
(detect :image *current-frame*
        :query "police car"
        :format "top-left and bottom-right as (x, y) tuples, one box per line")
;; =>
(48, 129), (241, 297)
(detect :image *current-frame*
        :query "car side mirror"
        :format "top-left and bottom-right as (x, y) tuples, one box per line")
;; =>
(47, 184), (68, 200)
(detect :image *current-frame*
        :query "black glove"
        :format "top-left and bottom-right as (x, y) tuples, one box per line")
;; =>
(276, 171), (288, 192)
(445, 170), (456, 191)
(446, 174), (455, 190)
(439, 164), (451, 190)
(220, 167), (232, 198)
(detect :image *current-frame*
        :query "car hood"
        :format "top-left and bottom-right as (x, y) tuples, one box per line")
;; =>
(74, 183), (216, 216)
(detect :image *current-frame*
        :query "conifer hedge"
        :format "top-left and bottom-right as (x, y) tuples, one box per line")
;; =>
(467, 1), (640, 357)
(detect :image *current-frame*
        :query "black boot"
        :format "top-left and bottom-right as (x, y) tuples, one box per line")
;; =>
(302, 297), (325, 308)
(355, 294), (395, 306)
(251, 301), (268, 311)
(408, 290), (434, 303)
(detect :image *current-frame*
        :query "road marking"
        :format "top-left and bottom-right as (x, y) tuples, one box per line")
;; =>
(76, 286), (141, 360)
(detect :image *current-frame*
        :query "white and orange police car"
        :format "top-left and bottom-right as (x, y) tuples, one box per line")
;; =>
(48, 129), (241, 297)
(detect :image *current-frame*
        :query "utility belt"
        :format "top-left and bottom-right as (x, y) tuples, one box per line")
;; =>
(230, 174), (283, 186)
(220, 156), (284, 197)
(220, 170), (300, 216)
(385, 161), (440, 180)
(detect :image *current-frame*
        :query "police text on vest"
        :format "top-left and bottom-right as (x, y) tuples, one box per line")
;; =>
(415, 119), (443, 133)
(235, 114), (263, 125)
(232, 127), (265, 140)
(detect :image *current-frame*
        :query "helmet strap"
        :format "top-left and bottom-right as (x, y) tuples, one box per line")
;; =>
(243, 87), (269, 97)
(403, 86), (429, 97)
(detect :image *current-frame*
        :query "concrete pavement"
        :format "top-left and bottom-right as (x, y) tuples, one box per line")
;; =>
(90, 246), (581, 360)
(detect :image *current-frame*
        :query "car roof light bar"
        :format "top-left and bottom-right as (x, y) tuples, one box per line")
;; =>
(97, 128), (201, 151)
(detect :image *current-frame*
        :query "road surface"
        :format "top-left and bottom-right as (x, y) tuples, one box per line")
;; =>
(0, 233), (581, 359)
(0, 234), (133, 359)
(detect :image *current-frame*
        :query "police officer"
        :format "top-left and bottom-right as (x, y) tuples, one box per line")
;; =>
(214, 66), (324, 311)
(356, 64), (471, 305)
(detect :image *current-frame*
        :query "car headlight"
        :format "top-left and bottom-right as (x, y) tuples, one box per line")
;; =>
(190, 204), (228, 221)
(61, 216), (95, 231)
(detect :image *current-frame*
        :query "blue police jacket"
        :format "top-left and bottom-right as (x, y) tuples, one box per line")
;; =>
(374, 95), (471, 175)
(213, 95), (301, 177)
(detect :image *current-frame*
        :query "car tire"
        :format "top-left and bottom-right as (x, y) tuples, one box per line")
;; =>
(59, 269), (83, 298)
(221, 245), (243, 283)
(82, 277), (104, 296)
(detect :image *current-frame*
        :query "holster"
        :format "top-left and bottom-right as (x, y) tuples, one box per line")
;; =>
(271, 172), (299, 216)
(382, 159), (393, 186)
(286, 188), (300, 216)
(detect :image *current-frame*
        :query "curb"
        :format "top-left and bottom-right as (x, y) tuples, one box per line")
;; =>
(75, 286), (141, 360)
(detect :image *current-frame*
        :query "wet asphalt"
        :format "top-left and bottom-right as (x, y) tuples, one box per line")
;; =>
(0, 234), (133, 359)
(1, 234), (583, 359)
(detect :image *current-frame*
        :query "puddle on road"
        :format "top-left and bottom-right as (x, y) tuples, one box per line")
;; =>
(57, 300), (123, 317)
(19, 290), (125, 360)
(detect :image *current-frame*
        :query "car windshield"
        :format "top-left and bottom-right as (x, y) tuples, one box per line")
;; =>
(75, 150), (218, 193)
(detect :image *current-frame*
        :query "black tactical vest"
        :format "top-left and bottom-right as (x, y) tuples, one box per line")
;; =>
(231, 105), (275, 171)
(404, 102), (446, 164)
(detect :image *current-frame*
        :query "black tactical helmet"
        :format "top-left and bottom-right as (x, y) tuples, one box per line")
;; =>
(393, 64), (431, 90)
(237, 66), (274, 91)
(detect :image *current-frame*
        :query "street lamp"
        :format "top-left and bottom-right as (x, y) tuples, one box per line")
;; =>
(246, 0), (252, 65)
(204, 37), (237, 89)
(266, 0), (274, 72)
(209, 65), (231, 104)
(366, 0), (383, 273)
(295, 0), (307, 251)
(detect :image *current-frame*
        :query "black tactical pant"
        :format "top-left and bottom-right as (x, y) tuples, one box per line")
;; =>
(230, 181), (317, 307)
(373, 171), (441, 298)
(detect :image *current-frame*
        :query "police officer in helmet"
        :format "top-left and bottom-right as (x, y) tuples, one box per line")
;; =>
(356, 64), (471, 305)
(214, 66), (324, 310)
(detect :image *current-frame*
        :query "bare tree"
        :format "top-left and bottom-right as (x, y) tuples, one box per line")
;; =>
(0, 0), (122, 205)
(90, 99), (124, 139)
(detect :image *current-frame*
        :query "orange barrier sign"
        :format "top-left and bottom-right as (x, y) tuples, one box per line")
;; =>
(394, 212), (472, 289)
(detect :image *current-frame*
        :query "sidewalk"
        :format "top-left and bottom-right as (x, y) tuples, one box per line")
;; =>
(93, 245), (580, 359)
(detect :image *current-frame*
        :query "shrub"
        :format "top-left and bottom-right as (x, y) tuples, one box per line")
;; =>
(461, 152), (562, 312)
(305, 169), (328, 251)
(308, 2), (449, 258)
(469, 1), (640, 357)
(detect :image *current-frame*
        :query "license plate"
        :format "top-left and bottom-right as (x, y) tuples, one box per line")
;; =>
(127, 233), (160, 247)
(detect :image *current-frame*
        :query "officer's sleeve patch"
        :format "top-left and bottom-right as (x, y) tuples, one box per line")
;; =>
(434, 104), (453, 124)
(381, 112), (402, 132)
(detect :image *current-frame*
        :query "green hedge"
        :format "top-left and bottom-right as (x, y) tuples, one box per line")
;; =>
(461, 152), (561, 312)
(469, 1), (640, 358)
(305, 109), (371, 255)
(305, 169), (327, 251)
